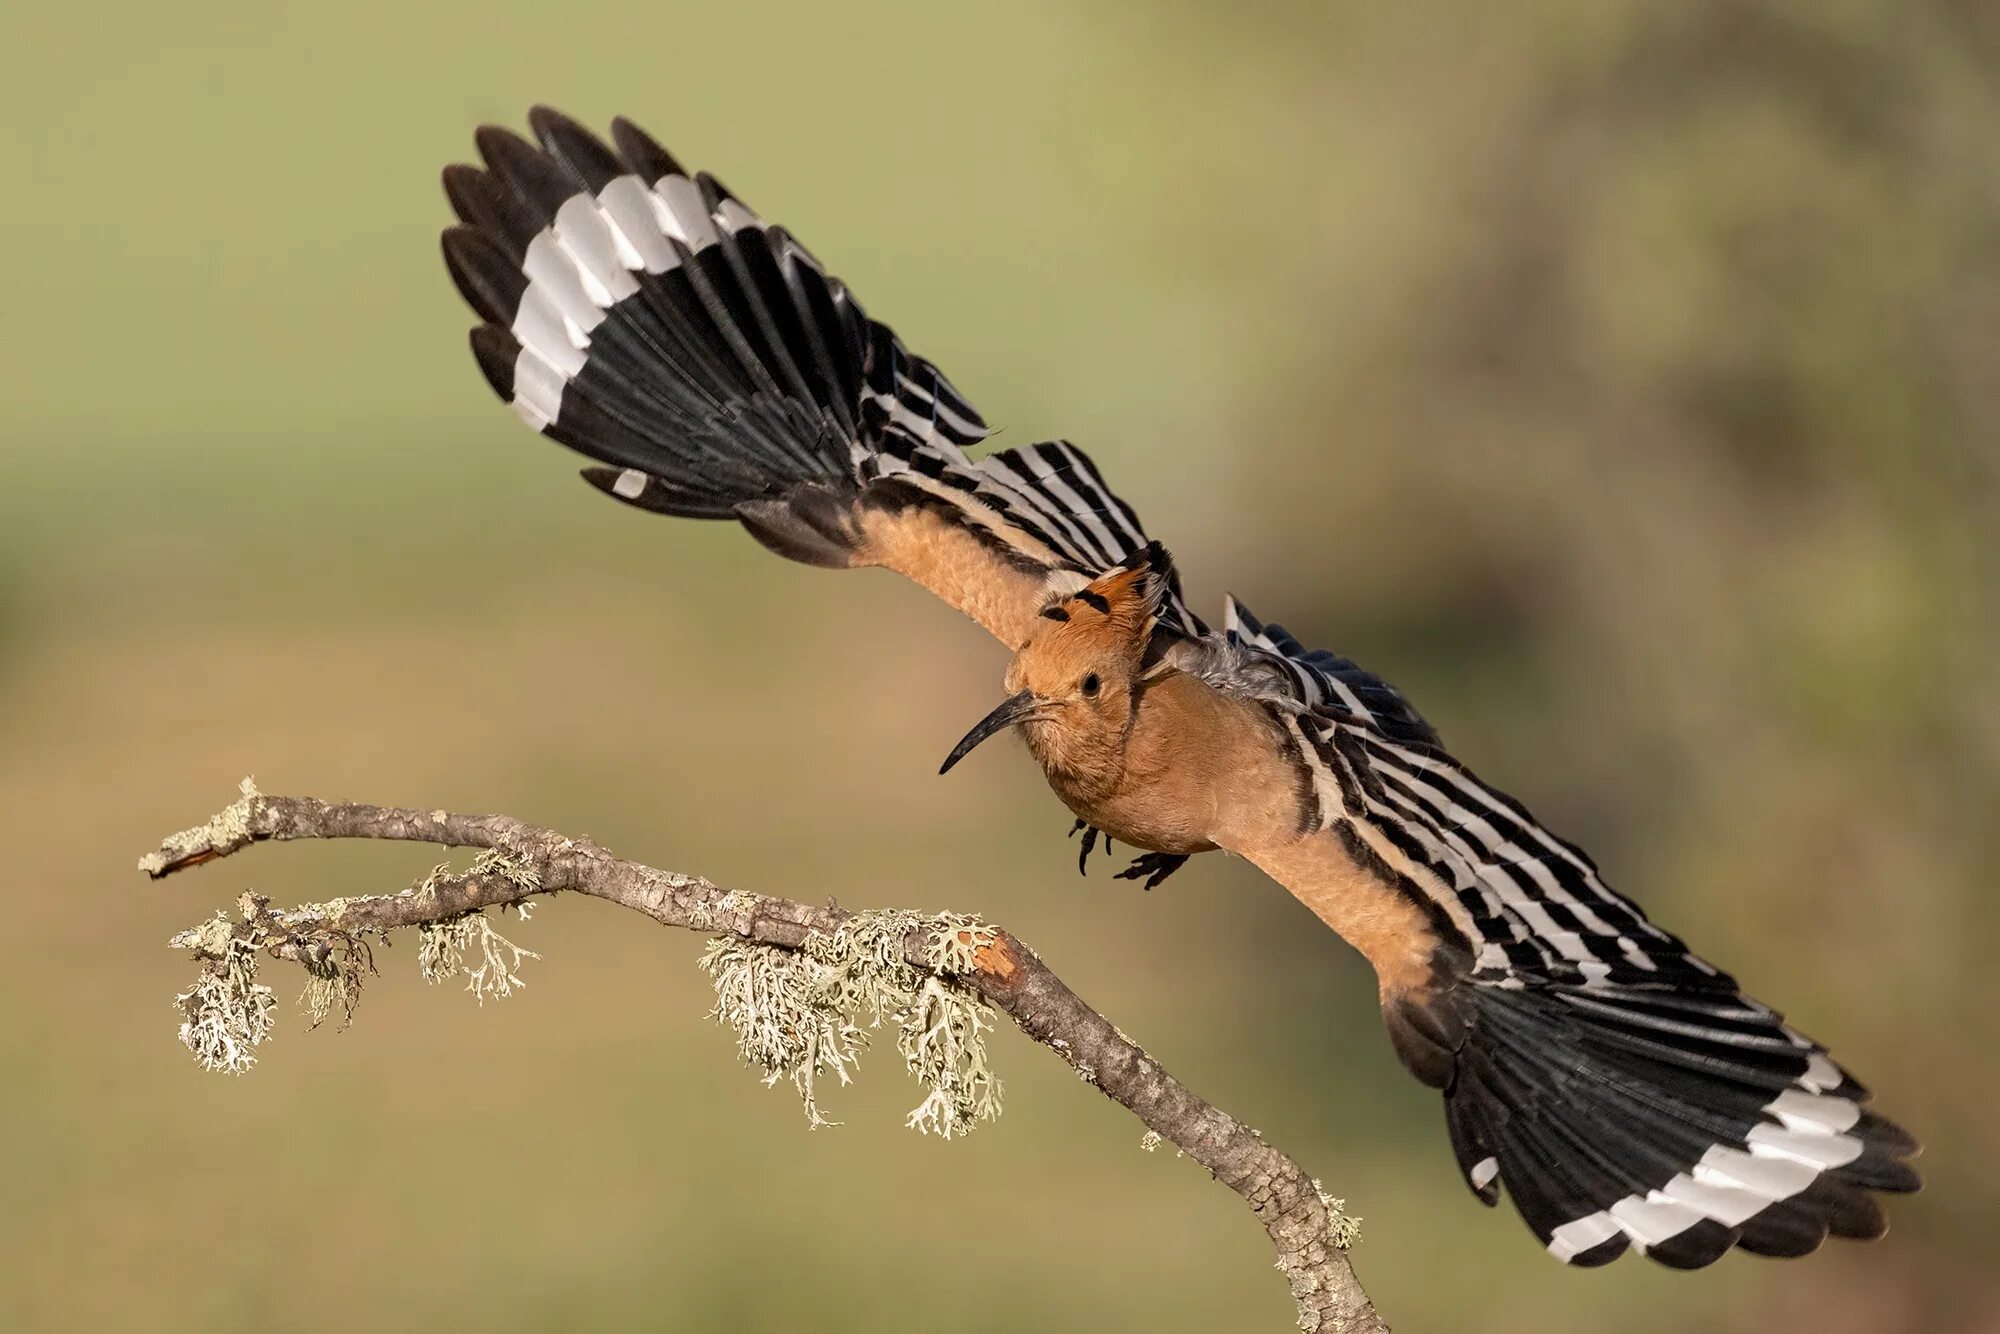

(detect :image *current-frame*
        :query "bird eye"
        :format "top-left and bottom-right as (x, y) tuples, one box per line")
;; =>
(1080, 672), (1101, 698)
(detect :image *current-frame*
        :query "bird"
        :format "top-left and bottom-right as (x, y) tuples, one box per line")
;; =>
(439, 107), (1920, 1270)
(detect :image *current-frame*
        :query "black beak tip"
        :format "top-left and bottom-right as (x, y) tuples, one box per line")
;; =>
(938, 689), (1037, 777)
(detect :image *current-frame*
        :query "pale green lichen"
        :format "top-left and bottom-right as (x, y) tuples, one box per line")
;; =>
(468, 847), (541, 893)
(412, 847), (537, 910)
(169, 911), (238, 957)
(169, 844), (547, 1072)
(1274, 1183), (1364, 1331)
(418, 905), (540, 1004)
(897, 971), (1000, 1137)
(698, 937), (866, 1129)
(1314, 1180), (1362, 1250)
(171, 912), (275, 1074)
(139, 776), (261, 877)
(923, 912), (999, 975)
(410, 860), (451, 905)
(699, 909), (1004, 1137)
(313, 894), (367, 928)
(299, 933), (374, 1030)
(690, 887), (760, 930)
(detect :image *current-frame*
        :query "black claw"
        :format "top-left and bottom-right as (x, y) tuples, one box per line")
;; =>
(1069, 821), (1124, 876)
(1114, 852), (1190, 891)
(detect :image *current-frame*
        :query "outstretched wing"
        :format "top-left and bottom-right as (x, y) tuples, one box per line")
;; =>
(1170, 595), (1917, 1266)
(1180, 597), (1700, 989)
(1282, 709), (1720, 992)
(440, 108), (1182, 648)
(1230, 694), (1918, 1267)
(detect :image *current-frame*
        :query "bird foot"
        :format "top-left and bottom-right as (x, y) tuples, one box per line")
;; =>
(1068, 819), (1114, 875)
(1114, 852), (1189, 891)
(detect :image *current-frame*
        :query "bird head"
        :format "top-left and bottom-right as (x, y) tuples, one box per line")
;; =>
(939, 546), (1167, 779)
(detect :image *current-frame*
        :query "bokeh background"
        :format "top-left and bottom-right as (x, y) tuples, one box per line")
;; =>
(4, 2), (1995, 1330)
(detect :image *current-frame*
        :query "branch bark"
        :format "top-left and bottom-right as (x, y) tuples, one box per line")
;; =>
(142, 783), (1388, 1333)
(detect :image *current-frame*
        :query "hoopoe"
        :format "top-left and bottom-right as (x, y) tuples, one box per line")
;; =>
(440, 109), (1920, 1269)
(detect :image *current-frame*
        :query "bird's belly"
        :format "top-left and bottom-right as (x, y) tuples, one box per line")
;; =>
(1054, 780), (1216, 856)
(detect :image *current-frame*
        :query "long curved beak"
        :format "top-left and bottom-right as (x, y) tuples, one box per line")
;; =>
(939, 690), (1048, 775)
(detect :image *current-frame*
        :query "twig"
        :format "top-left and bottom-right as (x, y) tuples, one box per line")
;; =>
(143, 781), (1388, 1333)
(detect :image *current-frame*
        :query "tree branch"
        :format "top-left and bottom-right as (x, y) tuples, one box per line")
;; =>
(142, 780), (1388, 1333)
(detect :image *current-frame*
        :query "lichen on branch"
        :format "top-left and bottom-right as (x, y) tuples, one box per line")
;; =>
(417, 906), (541, 1003)
(412, 852), (544, 1004)
(171, 908), (275, 1073)
(142, 787), (1388, 1332)
(141, 776), (262, 878)
(700, 908), (1004, 1137)
(300, 932), (374, 1030)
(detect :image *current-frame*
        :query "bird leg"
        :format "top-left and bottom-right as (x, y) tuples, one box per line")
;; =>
(1114, 852), (1189, 891)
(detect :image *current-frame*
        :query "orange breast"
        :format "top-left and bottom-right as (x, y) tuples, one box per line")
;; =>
(1101, 673), (1443, 995)
(1051, 674), (1289, 854)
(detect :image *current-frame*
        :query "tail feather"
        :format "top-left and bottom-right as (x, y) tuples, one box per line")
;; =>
(1801, 1174), (1890, 1240)
(1425, 980), (1918, 1268)
(1734, 1194), (1831, 1258)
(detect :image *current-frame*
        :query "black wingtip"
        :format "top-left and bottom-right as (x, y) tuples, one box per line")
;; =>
(609, 116), (685, 182)
(442, 226), (526, 325)
(472, 123), (533, 172)
(475, 123), (576, 214)
(1564, 1233), (1631, 1269)
(695, 170), (742, 212)
(1855, 1111), (1922, 1164)
(441, 162), (487, 221)
(1737, 1199), (1830, 1258)
(581, 468), (739, 520)
(528, 105), (624, 188)
(1646, 1218), (1740, 1271)
(442, 162), (535, 255)
(525, 104), (576, 140)
(1839, 1153), (1924, 1195)
(467, 324), (520, 402)
(1802, 1177), (1888, 1242)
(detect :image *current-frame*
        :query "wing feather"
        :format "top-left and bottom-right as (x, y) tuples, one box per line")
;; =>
(442, 110), (1173, 649)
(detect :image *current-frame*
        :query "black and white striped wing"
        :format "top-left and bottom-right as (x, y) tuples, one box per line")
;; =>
(1296, 716), (1710, 988)
(441, 109), (1188, 649)
(1282, 707), (1920, 1267)
(971, 442), (1206, 633)
(1222, 597), (1436, 744)
(442, 109), (987, 517)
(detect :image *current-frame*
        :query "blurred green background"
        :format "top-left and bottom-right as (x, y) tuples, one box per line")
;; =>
(3, 1), (1995, 1330)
